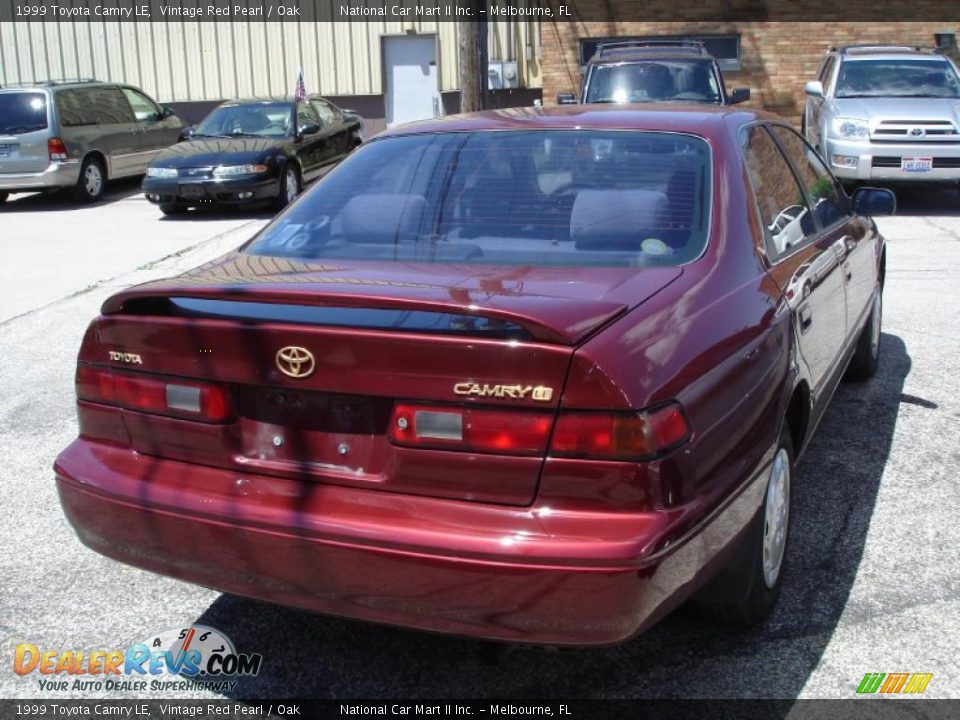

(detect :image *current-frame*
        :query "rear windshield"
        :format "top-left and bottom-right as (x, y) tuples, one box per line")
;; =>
(0, 92), (48, 134)
(586, 60), (722, 104)
(836, 59), (960, 98)
(245, 130), (712, 268)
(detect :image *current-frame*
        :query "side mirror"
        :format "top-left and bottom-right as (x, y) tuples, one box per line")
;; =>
(852, 187), (896, 216)
(180, 126), (194, 141)
(556, 92), (578, 105)
(728, 88), (751, 104)
(162, 106), (176, 119)
(298, 122), (320, 136)
(804, 80), (824, 98)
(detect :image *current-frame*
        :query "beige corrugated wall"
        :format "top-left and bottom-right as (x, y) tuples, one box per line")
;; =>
(0, 20), (542, 101)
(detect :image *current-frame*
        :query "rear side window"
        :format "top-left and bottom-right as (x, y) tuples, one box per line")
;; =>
(0, 92), (48, 134)
(742, 126), (814, 260)
(768, 125), (848, 228)
(245, 130), (713, 268)
(56, 89), (97, 127)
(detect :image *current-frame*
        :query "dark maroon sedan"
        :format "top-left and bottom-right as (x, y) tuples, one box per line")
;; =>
(54, 105), (893, 645)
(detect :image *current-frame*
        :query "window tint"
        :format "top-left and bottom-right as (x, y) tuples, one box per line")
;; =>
(56, 89), (97, 127)
(769, 125), (847, 228)
(245, 130), (713, 268)
(742, 126), (814, 259)
(121, 87), (161, 122)
(0, 92), (48, 134)
(88, 87), (135, 125)
(310, 99), (338, 125)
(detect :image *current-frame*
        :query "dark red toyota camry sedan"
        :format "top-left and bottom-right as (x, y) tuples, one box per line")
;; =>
(55, 105), (894, 645)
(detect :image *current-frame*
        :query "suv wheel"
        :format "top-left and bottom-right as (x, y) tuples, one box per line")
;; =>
(73, 157), (106, 203)
(698, 426), (794, 626)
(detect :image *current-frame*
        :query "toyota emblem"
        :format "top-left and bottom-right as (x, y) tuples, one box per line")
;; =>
(275, 346), (315, 378)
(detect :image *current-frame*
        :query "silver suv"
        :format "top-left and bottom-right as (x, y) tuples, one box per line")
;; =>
(0, 79), (184, 204)
(804, 45), (960, 185)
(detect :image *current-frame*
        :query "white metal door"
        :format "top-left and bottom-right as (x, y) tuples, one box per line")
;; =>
(384, 35), (438, 127)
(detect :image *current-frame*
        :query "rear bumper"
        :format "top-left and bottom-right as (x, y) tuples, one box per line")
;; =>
(824, 137), (960, 182)
(55, 439), (766, 645)
(0, 160), (80, 191)
(142, 176), (280, 205)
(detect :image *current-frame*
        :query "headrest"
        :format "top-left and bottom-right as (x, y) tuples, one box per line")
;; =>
(341, 194), (427, 244)
(570, 190), (669, 248)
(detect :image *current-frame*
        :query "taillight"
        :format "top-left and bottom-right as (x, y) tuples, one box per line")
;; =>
(390, 403), (552, 455)
(388, 401), (690, 460)
(76, 365), (232, 422)
(550, 403), (690, 460)
(47, 137), (68, 162)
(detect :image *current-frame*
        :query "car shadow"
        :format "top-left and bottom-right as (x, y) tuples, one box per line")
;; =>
(156, 203), (276, 222)
(193, 333), (911, 699)
(0, 176), (143, 212)
(880, 185), (960, 217)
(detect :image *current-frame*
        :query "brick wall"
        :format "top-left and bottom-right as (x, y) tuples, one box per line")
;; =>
(541, 20), (956, 125)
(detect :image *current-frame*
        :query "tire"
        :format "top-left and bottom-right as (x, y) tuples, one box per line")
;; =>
(273, 164), (300, 211)
(698, 426), (794, 626)
(73, 156), (106, 203)
(846, 289), (882, 381)
(159, 202), (188, 216)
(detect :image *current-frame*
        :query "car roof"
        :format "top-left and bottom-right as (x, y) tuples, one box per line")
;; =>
(376, 104), (773, 140)
(0, 79), (109, 91)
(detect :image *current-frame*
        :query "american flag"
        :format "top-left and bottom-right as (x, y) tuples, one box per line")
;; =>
(294, 67), (307, 100)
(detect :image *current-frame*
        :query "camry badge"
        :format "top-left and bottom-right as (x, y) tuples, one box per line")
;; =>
(276, 346), (315, 379)
(454, 382), (554, 402)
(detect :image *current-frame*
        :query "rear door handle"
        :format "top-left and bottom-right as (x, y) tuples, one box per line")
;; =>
(799, 305), (813, 333)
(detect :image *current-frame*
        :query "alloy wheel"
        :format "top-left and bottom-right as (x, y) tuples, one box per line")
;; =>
(762, 448), (791, 590)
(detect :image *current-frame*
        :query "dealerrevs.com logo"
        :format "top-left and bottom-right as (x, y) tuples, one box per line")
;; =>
(857, 672), (934, 695)
(13, 625), (262, 694)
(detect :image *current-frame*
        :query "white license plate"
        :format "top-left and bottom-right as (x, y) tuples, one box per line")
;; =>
(902, 157), (933, 172)
(0, 144), (14, 158)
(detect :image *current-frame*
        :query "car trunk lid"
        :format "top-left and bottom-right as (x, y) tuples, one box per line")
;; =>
(87, 256), (681, 505)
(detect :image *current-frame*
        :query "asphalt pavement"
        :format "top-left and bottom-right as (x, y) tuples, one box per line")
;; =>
(0, 184), (957, 700)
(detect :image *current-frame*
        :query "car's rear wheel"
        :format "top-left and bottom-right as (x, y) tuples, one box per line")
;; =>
(273, 165), (300, 210)
(159, 202), (188, 217)
(698, 426), (793, 626)
(73, 157), (106, 203)
(846, 290), (882, 381)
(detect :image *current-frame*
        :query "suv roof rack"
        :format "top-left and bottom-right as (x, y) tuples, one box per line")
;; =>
(0, 78), (100, 88)
(593, 39), (709, 60)
(832, 44), (927, 55)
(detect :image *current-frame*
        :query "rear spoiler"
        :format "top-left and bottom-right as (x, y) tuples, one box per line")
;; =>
(101, 283), (628, 346)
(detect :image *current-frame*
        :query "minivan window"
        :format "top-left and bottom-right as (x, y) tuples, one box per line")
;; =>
(245, 130), (713, 268)
(89, 87), (135, 125)
(121, 87), (162, 122)
(0, 92), (48, 134)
